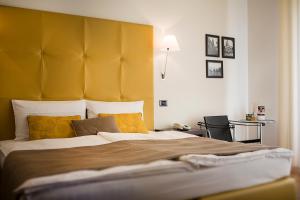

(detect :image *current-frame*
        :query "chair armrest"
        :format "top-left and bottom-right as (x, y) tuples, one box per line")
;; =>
(229, 124), (235, 129)
(197, 121), (206, 128)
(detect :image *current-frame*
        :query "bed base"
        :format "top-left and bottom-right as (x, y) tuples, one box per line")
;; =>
(199, 177), (296, 200)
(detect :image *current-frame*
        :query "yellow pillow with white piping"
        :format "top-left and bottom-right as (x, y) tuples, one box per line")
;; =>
(27, 115), (81, 140)
(98, 113), (148, 133)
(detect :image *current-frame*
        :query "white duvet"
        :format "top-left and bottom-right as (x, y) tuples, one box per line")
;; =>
(0, 135), (110, 157)
(0, 131), (196, 158)
(98, 131), (196, 142)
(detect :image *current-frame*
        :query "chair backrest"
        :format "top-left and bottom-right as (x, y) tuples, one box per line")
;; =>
(204, 115), (233, 142)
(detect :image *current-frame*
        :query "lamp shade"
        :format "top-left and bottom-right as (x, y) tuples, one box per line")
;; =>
(161, 35), (180, 52)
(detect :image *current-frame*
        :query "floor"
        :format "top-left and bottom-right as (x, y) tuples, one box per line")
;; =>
(292, 167), (300, 200)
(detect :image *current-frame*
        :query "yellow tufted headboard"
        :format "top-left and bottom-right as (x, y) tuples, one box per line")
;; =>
(0, 6), (153, 140)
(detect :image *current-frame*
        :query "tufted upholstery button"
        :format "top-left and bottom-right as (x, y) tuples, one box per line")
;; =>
(41, 50), (46, 57)
(120, 56), (124, 62)
(35, 50), (41, 57)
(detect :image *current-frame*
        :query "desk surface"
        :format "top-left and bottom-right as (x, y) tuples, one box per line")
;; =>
(232, 119), (275, 124)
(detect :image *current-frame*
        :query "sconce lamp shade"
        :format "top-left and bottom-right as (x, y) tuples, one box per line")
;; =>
(161, 35), (180, 52)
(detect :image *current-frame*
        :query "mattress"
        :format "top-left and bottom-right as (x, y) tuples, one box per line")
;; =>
(0, 131), (293, 199)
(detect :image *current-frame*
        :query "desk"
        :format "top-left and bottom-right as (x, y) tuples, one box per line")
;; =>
(230, 119), (275, 144)
(176, 129), (207, 137)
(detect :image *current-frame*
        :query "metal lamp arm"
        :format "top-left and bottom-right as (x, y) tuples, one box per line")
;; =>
(161, 48), (169, 79)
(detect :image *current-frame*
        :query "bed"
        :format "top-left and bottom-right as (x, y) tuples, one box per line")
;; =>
(0, 5), (296, 200)
(0, 131), (295, 200)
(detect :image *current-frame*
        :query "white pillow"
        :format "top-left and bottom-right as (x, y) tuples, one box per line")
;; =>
(86, 100), (144, 118)
(12, 100), (86, 140)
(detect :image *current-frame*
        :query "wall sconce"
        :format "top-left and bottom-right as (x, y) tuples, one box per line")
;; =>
(160, 35), (180, 79)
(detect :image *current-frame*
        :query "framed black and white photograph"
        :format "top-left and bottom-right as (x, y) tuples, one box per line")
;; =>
(206, 60), (223, 78)
(205, 34), (220, 57)
(222, 36), (235, 59)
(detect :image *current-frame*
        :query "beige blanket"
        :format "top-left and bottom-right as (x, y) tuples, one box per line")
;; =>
(0, 137), (273, 199)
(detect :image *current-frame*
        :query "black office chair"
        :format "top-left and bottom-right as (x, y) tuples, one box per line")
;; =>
(198, 115), (260, 143)
(202, 115), (233, 142)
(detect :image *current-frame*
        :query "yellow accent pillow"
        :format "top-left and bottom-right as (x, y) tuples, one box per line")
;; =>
(98, 113), (148, 133)
(27, 115), (81, 140)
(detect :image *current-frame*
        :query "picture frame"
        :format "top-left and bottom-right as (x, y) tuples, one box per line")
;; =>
(206, 60), (223, 78)
(205, 34), (220, 57)
(222, 36), (235, 59)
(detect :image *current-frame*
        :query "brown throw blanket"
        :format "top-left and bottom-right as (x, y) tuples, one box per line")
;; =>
(1, 137), (273, 199)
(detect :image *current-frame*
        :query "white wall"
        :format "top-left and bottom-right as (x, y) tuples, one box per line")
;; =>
(247, 0), (280, 145)
(297, 0), (300, 167)
(0, 0), (253, 141)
